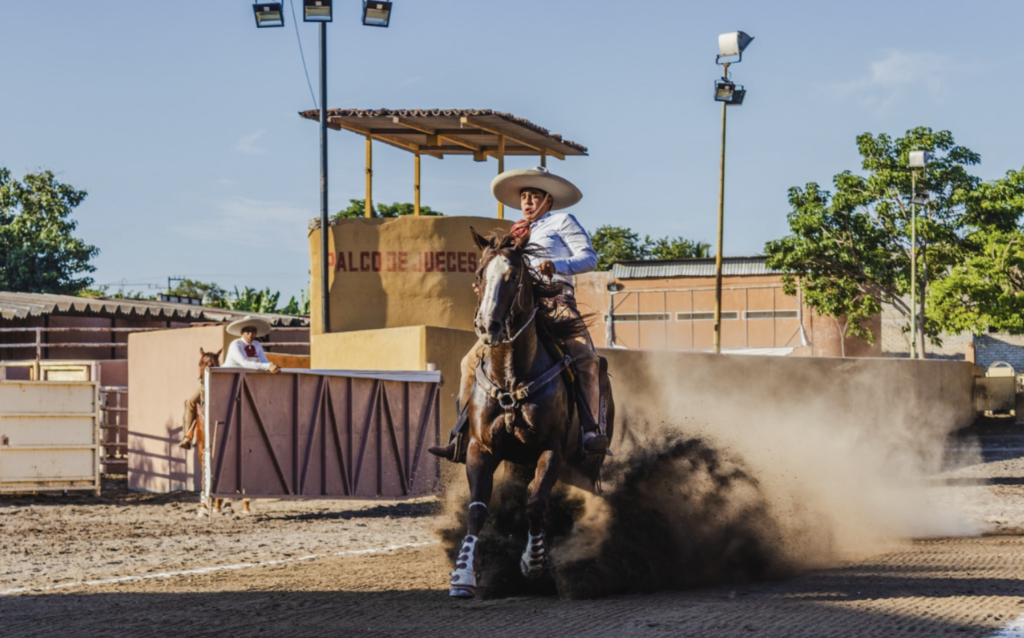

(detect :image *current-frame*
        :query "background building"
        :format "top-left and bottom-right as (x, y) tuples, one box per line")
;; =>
(574, 257), (880, 357)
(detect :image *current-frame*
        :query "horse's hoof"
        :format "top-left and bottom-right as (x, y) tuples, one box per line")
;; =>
(520, 558), (546, 579)
(449, 567), (477, 598)
(196, 508), (208, 519)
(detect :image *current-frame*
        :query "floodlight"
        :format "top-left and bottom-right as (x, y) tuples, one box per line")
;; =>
(912, 192), (930, 206)
(909, 150), (931, 168)
(362, 1), (393, 27)
(717, 31), (754, 64)
(253, 3), (285, 28)
(714, 79), (746, 105)
(303, 0), (332, 22)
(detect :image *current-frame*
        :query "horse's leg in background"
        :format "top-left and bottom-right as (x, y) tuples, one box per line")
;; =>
(521, 442), (562, 577)
(450, 442), (499, 599)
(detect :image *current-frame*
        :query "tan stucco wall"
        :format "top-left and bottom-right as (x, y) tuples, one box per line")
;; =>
(309, 216), (511, 335)
(312, 326), (479, 433)
(127, 325), (229, 493)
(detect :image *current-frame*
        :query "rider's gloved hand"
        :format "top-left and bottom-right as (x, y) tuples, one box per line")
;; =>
(538, 260), (556, 280)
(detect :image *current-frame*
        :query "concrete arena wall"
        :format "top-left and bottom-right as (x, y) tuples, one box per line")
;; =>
(313, 326), (979, 451)
(312, 326), (480, 434)
(601, 348), (979, 442)
(309, 216), (511, 335)
(128, 325), (231, 493)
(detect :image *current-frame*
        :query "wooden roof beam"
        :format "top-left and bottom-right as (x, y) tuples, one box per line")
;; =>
(460, 117), (566, 160)
(327, 119), (443, 159)
(391, 116), (482, 153)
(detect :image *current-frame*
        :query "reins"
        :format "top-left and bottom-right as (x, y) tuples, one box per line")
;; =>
(475, 253), (573, 432)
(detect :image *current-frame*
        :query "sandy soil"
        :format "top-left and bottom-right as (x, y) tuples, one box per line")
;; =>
(2, 421), (1023, 638)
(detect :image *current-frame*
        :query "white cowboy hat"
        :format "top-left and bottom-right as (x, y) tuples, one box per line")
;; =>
(226, 316), (272, 338)
(490, 166), (583, 211)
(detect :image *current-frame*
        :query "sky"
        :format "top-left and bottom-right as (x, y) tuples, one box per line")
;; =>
(2, 0), (1023, 301)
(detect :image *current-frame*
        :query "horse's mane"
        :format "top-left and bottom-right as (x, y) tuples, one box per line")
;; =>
(480, 230), (592, 344)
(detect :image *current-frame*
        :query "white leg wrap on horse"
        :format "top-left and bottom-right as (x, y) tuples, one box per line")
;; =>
(449, 535), (479, 598)
(520, 530), (546, 577)
(469, 501), (488, 510)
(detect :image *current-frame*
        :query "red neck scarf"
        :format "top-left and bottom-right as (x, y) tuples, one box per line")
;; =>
(510, 219), (530, 240)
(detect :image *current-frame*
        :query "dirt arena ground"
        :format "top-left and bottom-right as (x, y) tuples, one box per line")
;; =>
(2, 421), (1024, 638)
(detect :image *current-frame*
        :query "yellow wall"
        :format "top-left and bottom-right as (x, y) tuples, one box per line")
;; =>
(309, 215), (511, 335)
(312, 326), (480, 432)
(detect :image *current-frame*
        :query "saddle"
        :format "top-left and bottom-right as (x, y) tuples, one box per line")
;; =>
(445, 338), (609, 464)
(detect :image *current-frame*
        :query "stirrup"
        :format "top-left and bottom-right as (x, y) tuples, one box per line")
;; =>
(428, 398), (469, 464)
(582, 430), (609, 455)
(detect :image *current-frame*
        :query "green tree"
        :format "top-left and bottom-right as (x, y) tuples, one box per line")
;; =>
(0, 168), (99, 294)
(334, 199), (443, 219)
(79, 285), (147, 300)
(227, 286), (281, 314)
(591, 225), (646, 270)
(646, 236), (711, 260)
(591, 225), (711, 271)
(764, 127), (991, 353)
(168, 278), (228, 305)
(926, 168), (1024, 335)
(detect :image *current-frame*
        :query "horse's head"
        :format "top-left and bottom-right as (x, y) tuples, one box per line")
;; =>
(471, 227), (533, 346)
(198, 347), (221, 379)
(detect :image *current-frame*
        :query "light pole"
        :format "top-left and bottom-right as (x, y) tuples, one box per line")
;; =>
(908, 150), (930, 359)
(712, 31), (753, 354)
(253, 1), (393, 334)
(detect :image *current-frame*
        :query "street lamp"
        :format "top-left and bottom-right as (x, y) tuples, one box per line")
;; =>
(303, 0), (332, 21)
(712, 31), (753, 354)
(252, 1), (392, 335)
(253, 3), (285, 28)
(908, 150), (930, 359)
(362, 1), (393, 27)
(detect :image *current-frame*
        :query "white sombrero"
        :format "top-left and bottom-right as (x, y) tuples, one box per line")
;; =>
(490, 166), (583, 211)
(226, 315), (272, 337)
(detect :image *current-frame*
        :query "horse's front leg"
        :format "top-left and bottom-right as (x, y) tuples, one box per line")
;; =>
(450, 441), (499, 599)
(521, 442), (562, 578)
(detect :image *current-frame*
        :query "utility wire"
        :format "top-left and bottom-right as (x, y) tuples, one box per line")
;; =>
(289, 0), (318, 109)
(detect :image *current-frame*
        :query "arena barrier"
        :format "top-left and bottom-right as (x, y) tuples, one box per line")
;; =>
(202, 368), (441, 502)
(0, 379), (101, 494)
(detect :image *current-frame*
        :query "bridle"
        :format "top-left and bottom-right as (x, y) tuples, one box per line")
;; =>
(473, 247), (573, 431)
(479, 251), (537, 348)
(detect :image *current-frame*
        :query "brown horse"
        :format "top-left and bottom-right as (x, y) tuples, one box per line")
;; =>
(190, 348), (251, 518)
(448, 229), (613, 598)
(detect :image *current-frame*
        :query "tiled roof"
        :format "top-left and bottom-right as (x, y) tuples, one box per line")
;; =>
(0, 291), (308, 326)
(300, 108), (587, 158)
(612, 257), (781, 279)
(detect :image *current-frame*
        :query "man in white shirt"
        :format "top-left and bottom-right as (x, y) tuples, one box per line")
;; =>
(430, 167), (609, 462)
(223, 316), (281, 373)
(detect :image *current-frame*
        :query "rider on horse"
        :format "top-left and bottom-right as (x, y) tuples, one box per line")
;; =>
(430, 166), (610, 462)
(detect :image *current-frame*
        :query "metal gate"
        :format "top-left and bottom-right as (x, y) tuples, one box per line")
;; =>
(203, 369), (441, 500)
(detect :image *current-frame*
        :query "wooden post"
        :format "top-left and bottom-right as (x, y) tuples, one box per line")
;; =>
(365, 137), (373, 218)
(497, 134), (506, 219)
(414, 152), (421, 216)
(540, 150), (546, 168)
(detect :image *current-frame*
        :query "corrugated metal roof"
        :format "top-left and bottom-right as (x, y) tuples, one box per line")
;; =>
(0, 291), (308, 326)
(612, 257), (781, 279)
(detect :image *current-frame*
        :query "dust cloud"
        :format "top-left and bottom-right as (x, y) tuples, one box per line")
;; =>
(438, 351), (984, 599)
